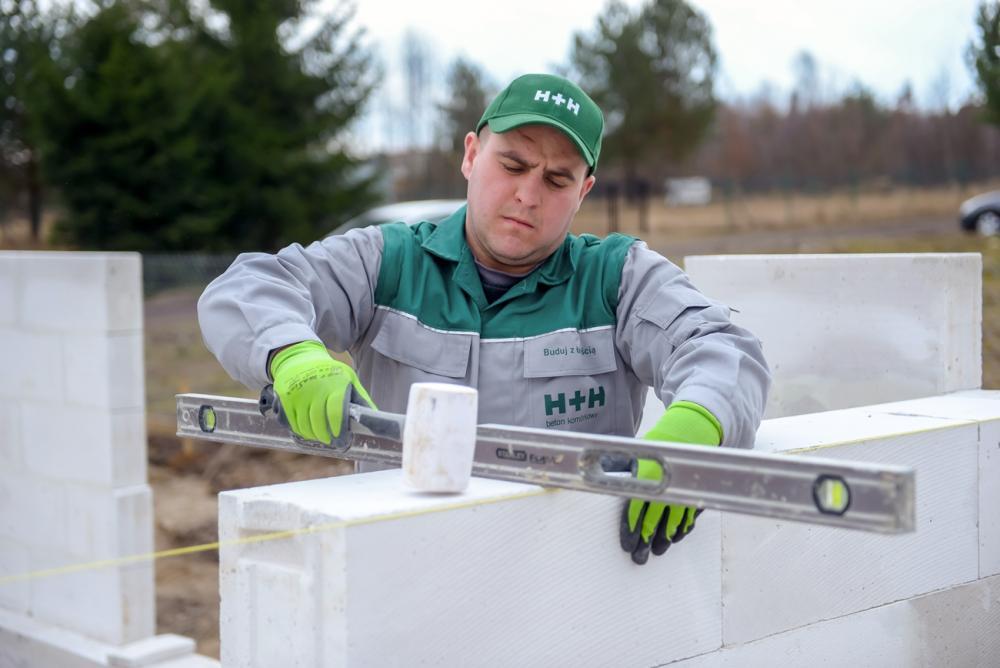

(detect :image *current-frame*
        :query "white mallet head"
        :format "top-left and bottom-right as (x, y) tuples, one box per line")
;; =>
(401, 382), (479, 492)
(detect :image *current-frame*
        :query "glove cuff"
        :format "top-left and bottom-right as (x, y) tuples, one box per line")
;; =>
(644, 400), (723, 446)
(269, 340), (329, 379)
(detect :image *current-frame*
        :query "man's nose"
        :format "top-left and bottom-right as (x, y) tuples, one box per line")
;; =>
(514, 175), (542, 208)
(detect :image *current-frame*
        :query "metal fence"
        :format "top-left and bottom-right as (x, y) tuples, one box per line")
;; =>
(142, 253), (238, 295)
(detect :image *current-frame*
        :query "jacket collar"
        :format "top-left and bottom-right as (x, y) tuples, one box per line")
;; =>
(421, 203), (578, 294)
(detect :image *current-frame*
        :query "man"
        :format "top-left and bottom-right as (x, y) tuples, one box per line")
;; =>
(198, 73), (771, 565)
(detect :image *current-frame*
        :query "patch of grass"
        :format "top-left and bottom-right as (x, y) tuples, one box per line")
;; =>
(572, 180), (1000, 238)
(144, 286), (355, 434)
(144, 288), (250, 434)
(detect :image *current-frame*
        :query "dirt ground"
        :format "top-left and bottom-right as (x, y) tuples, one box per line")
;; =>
(148, 437), (352, 659)
(145, 292), (354, 659)
(145, 204), (1000, 659)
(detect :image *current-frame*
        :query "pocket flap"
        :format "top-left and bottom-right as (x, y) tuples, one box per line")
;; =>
(371, 311), (473, 378)
(523, 328), (617, 378)
(635, 286), (715, 329)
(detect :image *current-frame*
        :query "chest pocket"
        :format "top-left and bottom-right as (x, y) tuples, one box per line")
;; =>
(368, 311), (474, 411)
(522, 328), (620, 434)
(523, 328), (617, 377)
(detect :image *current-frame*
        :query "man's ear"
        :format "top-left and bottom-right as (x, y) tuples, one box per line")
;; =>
(579, 174), (596, 203)
(460, 132), (480, 180)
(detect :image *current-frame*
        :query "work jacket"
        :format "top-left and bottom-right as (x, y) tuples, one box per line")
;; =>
(198, 205), (771, 448)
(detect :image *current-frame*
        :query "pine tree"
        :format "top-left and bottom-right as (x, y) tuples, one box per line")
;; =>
(969, 1), (1000, 127)
(201, 0), (381, 249)
(0, 0), (68, 241)
(33, 0), (380, 251)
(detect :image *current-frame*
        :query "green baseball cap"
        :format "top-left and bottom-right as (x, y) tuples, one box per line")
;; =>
(477, 73), (604, 172)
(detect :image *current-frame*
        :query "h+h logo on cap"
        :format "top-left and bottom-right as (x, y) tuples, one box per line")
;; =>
(534, 90), (581, 116)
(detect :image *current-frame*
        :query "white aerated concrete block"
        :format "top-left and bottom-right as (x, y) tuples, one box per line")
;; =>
(103, 254), (144, 333)
(11, 251), (142, 333)
(0, 328), (65, 402)
(0, 543), (30, 613)
(220, 472), (723, 667)
(22, 403), (116, 485)
(672, 574), (1000, 667)
(64, 489), (119, 558)
(981, 419), (1000, 578)
(148, 656), (220, 668)
(0, 608), (216, 668)
(106, 633), (195, 667)
(722, 394), (993, 646)
(19, 405), (145, 487)
(856, 390), (1000, 579)
(25, 490), (153, 644)
(0, 607), (111, 668)
(112, 411), (148, 488)
(0, 259), (17, 326)
(0, 401), (22, 470)
(115, 485), (155, 643)
(637, 389), (665, 435)
(29, 548), (125, 644)
(0, 474), (67, 551)
(684, 253), (982, 417)
(64, 332), (145, 410)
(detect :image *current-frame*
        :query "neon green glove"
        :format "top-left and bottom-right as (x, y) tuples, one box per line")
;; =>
(269, 340), (375, 445)
(620, 401), (722, 565)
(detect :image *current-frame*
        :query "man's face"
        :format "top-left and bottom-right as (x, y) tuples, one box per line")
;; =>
(461, 124), (596, 274)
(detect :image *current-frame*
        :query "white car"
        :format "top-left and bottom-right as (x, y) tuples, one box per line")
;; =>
(327, 199), (465, 236)
(959, 190), (1000, 236)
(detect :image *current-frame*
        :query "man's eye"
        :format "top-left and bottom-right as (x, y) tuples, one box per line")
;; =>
(547, 178), (568, 188)
(502, 163), (523, 173)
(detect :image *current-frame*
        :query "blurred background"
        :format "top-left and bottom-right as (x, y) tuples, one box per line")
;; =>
(3, 0), (1000, 658)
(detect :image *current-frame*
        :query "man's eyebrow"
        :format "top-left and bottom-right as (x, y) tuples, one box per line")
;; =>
(498, 150), (577, 182)
(498, 151), (534, 168)
(545, 166), (576, 182)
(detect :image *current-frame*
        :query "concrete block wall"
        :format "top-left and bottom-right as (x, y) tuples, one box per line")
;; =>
(638, 252), (982, 433)
(218, 390), (1000, 666)
(220, 475), (723, 667)
(0, 252), (217, 667)
(0, 252), (153, 646)
(683, 253), (982, 419)
(672, 575), (1000, 667)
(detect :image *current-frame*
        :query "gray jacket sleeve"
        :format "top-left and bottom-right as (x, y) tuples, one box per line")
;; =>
(615, 241), (771, 448)
(197, 226), (384, 390)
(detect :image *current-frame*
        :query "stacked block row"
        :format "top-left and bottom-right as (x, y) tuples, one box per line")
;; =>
(0, 252), (154, 646)
(218, 390), (1000, 666)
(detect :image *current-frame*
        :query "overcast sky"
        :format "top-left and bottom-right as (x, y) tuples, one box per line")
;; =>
(339, 0), (986, 151)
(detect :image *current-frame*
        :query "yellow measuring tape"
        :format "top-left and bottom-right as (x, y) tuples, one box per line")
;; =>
(0, 523), (339, 587)
(0, 486), (549, 587)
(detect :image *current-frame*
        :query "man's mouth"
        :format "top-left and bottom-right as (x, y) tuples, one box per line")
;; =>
(501, 215), (533, 229)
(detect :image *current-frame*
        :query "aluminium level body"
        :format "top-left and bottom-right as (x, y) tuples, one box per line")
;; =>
(176, 393), (916, 534)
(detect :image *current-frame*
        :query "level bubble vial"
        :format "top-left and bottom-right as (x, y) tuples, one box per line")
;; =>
(198, 405), (217, 433)
(813, 475), (851, 515)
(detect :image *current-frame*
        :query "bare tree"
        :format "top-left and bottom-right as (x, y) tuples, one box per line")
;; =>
(438, 57), (493, 154)
(401, 29), (434, 148)
(792, 50), (820, 109)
